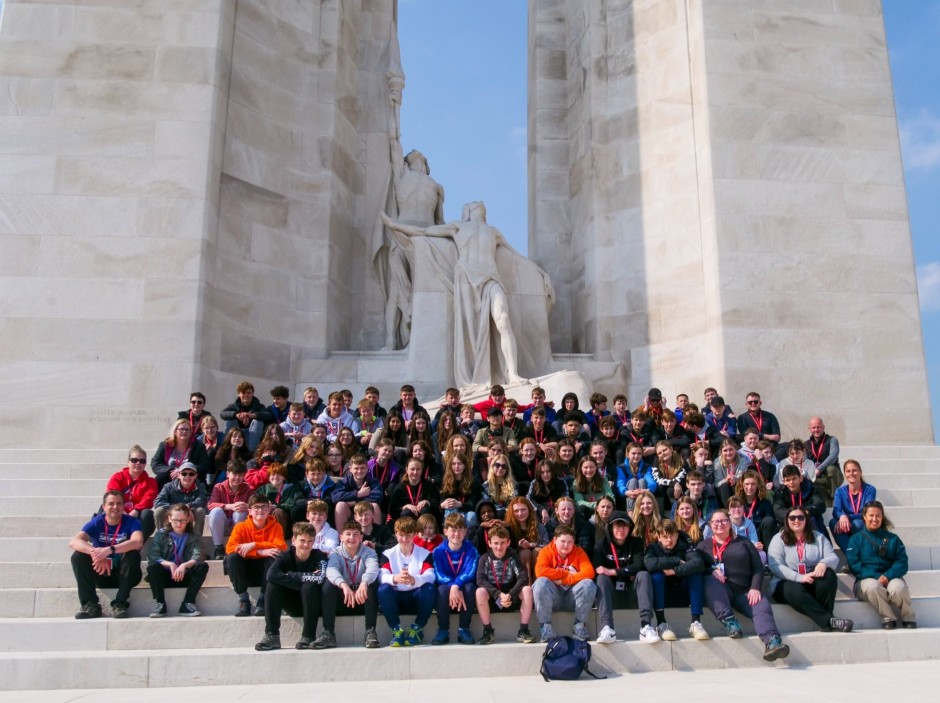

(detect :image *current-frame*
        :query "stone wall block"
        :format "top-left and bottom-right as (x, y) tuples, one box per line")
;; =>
(0, 194), (138, 238)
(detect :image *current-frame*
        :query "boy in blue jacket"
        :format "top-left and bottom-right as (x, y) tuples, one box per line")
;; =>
(332, 454), (383, 528)
(432, 513), (479, 645)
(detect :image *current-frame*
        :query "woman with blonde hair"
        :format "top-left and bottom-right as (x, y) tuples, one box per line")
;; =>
(152, 419), (209, 488)
(482, 453), (517, 519)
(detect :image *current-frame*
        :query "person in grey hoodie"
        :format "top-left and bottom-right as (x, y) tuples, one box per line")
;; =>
(315, 520), (380, 649)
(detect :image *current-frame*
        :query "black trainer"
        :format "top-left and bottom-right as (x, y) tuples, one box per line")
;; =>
(255, 632), (281, 651)
(112, 603), (130, 619)
(477, 628), (496, 645)
(75, 602), (102, 620)
(234, 600), (251, 617)
(149, 602), (167, 619)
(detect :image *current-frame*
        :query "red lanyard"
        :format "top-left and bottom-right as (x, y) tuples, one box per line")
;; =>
(745, 498), (758, 520)
(749, 412), (763, 434)
(796, 538), (806, 564)
(448, 552), (466, 577)
(534, 429), (544, 445)
(790, 492), (803, 508)
(849, 488), (863, 515)
(490, 559), (503, 590)
(275, 485), (284, 504)
(102, 518), (122, 547)
(610, 545), (621, 571)
(345, 556), (360, 585)
(378, 461), (391, 486)
(405, 483), (423, 505)
(712, 536), (731, 563)
(809, 438), (825, 464)
(172, 535), (186, 565)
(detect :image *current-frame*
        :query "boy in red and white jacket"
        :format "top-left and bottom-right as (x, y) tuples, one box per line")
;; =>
(377, 517), (436, 646)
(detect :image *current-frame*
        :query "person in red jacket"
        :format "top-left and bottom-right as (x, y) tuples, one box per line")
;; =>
(106, 445), (158, 539)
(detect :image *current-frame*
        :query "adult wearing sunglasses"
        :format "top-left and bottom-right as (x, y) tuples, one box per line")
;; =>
(153, 461), (208, 535)
(768, 507), (853, 632)
(105, 445), (158, 539)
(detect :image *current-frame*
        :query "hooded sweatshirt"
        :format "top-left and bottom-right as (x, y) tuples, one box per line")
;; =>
(591, 511), (646, 580)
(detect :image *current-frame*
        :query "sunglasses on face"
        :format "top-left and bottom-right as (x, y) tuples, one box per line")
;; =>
(128, 458), (146, 465)
(180, 472), (197, 478)
(787, 515), (806, 522)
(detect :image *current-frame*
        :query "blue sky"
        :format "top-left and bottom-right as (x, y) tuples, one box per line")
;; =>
(398, 1), (940, 438)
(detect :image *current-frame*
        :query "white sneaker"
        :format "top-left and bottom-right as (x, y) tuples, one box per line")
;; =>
(638, 624), (661, 644)
(689, 621), (710, 641)
(657, 623), (677, 641)
(596, 625), (617, 644)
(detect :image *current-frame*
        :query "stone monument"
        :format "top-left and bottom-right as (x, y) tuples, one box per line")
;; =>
(0, 0), (932, 446)
(383, 201), (555, 388)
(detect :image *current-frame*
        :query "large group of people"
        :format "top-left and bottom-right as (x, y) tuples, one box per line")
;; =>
(68, 381), (917, 657)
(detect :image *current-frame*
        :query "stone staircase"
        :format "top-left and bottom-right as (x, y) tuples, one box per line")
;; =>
(1, 446), (938, 689)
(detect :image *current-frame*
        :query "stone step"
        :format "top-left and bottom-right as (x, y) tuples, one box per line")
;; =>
(842, 446), (940, 459)
(0, 515), (108, 538)
(0, 625), (936, 690)
(876, 488), (940, 506)
(0, 558), (231, 589)
(0, 496), (103, 515)
(849, 460), (940, 473)
(0, 462), (118, 480)
(1, 596), (937, 655)
(861, 473), (940, 489)
(0, 479), (106, 497)
(4, 569), (940, 619)
(0, 449), (126, 463)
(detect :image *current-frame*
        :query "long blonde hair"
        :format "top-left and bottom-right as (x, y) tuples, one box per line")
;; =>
(485, 453), (517, 505)
(630, 490), (662, 546)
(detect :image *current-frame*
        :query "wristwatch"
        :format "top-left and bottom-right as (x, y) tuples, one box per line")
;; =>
(110, 545), (116, 555)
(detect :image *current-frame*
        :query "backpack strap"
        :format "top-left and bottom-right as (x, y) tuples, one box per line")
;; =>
(583, 665), (606, 680)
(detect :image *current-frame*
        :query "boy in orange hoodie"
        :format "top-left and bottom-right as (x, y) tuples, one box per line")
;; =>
(225, 493), (287, 617)
(532, 524), (596, 642)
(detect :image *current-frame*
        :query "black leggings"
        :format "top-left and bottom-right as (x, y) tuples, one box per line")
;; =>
(772, 568), (837, 630)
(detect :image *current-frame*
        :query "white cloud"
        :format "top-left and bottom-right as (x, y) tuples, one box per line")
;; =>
(917, 261), (940, 312)
(899, 109), (940, 171)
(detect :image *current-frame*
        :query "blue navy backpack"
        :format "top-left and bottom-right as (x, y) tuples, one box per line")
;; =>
(540, 636), (605, 681)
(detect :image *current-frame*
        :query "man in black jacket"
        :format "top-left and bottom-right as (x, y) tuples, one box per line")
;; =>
(255, 522), (327, 651)
(592, 512), (657, 644)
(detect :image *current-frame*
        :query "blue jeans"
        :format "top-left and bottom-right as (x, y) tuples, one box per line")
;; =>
(377, 582), (436, 629)
(651, 571), (704, 617)
(436, 582), (476, 630)
(829, 517), (864, 552)
(223, 419), (263, 452)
